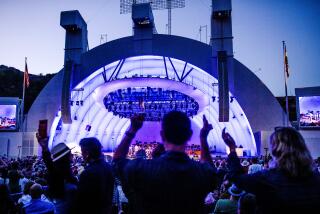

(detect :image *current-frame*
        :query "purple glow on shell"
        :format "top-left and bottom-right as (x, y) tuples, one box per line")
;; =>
(49, 55), (257, 155)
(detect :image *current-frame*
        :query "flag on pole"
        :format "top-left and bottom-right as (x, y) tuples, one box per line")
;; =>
(284, 43), (289, 78)
(24, 58), (30, 88)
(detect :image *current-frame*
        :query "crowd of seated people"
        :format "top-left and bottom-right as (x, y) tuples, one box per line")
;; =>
(0, 154), (85, 213)
(0, 111), (320, 214)
(1, 151), (320, 214)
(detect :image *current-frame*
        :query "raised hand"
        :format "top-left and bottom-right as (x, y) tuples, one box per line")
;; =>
(200, 115), (213, 139)
(222, 127), (236, 150)
(200, 115), (213, 164)
(114, 114), (145, 159)
(129, 114), (145, 132)
(36, 133), (49, 152)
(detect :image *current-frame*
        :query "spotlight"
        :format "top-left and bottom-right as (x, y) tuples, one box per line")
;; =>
(74, 115), (78, 120)
(230, 97), (234, 103)
(212, 96), (216, 102)
(76, 101), (80, 106)
(70, 101), (74, 106)
(80, 101), (84, 106)
(85, 125), (91, 132)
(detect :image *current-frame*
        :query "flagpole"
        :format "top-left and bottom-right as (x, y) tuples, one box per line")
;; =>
(282, 41), (289, 127)
(21, 57), (27, 132)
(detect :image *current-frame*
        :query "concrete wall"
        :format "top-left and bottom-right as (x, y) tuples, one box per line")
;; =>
(0, 132), (38, 158)
(234, 60), (287, 132)
(0, 132), (22, 157)
(27, 70), (63, 132)
(300, 130), (320, 159)
(258, 130), (320, 159)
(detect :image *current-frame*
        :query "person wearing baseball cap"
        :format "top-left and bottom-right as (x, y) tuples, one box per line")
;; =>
(214, 184), (245, 214)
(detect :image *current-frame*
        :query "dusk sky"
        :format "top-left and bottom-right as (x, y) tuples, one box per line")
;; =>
(1, 0), (319, 96)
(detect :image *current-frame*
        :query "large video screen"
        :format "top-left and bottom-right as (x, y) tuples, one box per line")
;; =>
(299, 96), (320, 128)
(0, 105), (17, 131)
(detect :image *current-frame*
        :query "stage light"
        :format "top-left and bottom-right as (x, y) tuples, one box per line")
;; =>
(230, 97), (234, 103)
(212, 96), (216, 102)
(80, 101), (84, 106)
(85, 125), (91, 131)
(76, 101), (80, 106)
(103, 87), (199, 121)
(70, 101), (74, 106)
(74, 115), (78, 120)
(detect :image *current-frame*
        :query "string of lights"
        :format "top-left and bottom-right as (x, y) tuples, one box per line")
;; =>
(103, 87), (199, 121)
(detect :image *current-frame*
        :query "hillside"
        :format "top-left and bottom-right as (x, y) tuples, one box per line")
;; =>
(0, 65), (55, 113)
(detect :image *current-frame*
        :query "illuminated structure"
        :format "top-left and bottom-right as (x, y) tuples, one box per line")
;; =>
(26, 0), (287, 156)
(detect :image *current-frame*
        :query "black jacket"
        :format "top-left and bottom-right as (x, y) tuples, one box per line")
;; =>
(76, 158), (114, 214)
(114, 151), (217, 214)
(227, 151), (320, 214)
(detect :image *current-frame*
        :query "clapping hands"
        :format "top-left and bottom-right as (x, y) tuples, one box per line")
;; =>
(200, 115), (213, 139)
(222, 127), (236, 150)
(36, 133), (49, 152)
(130, 114), (145, 132)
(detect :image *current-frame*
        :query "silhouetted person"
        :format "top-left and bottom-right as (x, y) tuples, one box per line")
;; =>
(223, 127), (320, 214)
(214, 184), (245, 214)
(76, 137), (114, 214)
(113, 111), (217, 214)
(247, 157), (262, 175)
(0, 184), (16, 214)
(151, 143), (165, 159)
(238, 193), (257, 214)
(37, 135), (77, 214)
(7, 161), (21, 193)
